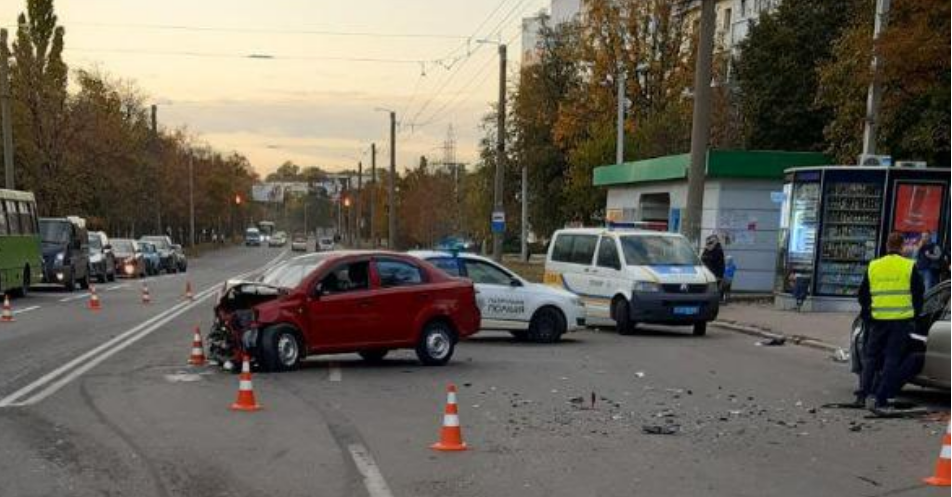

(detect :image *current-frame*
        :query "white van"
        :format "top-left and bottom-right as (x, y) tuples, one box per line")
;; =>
(544, 228), (720, 336)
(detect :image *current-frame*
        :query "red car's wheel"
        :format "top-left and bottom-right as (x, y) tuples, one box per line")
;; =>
(415, 320), (456, 366)
(259, 325), (304, 372)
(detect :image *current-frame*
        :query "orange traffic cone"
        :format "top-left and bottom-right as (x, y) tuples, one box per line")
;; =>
(141, 283), (152, 305)
(87, 285), (102, 311)
(230, 354), (261, 411)
(431, 384), (467, 451)
(924, 421), (951, 487)
(184, 281), (194, 301)
(188, 326), (206, 366)
(1, 294), (14, 323)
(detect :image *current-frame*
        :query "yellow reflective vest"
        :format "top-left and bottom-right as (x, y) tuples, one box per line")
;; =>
(867, 254), (915, 320)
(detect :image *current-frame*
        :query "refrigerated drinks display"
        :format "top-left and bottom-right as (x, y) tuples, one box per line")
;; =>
(816, 182), (882, 296)
(780, 180), (820, 293)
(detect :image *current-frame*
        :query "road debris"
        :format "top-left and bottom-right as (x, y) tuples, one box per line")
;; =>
(642, 424), (680, 435)
(756, 337), (786, 347)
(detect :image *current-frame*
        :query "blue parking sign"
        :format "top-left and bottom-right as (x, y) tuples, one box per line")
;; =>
(491, 211), (505, 234)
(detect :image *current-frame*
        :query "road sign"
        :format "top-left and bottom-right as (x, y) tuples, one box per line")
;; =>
(491, 211), (505, 234)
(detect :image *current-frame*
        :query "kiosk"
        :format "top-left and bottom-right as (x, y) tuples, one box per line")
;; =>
(775, 166), (949, 311)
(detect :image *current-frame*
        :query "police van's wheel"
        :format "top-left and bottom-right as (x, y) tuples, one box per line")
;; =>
(528, 307), (565, 343)
(358, 349), (389, 362)
(613, 298), (636, 336)
(259, 325), (303, 372)
(693, 322), (708, 337)
(416, 320), (456, 366)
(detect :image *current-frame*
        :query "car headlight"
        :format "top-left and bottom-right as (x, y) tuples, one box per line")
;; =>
(633, 281), (663, 293)
(55, 252), (65, 262)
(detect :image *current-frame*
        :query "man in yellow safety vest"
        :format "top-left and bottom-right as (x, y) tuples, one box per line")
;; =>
(856, 232), (925, 414)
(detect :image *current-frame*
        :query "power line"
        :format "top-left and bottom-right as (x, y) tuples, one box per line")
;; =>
(66, 47), (433, 65)
(3, 22), (471, 40)
(403, 0), (530, 131)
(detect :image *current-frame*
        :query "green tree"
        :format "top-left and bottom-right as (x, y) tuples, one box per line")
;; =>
(818, 0), (949, 166)
(733, 0), (853, 151)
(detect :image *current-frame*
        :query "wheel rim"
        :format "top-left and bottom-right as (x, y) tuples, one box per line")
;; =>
(277, 334), (299, 366)
(426, 328), (451, 360)
(537, 311), (557, 337)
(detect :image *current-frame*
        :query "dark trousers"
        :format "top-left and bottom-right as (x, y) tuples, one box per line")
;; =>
(858, 319), (913, 407)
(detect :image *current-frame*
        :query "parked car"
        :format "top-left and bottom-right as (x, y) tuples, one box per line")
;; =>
(87, 231), (116, 283)
(245, 227), (262, 246)
(317, 237), (334, 251)
(851, 280), (950, 391)
(208, 251), (481, 371)
(412, 251), (585, 343)
(290, 234), (308, 252)
(111, 238), (146, 278)
(139, 235), (176, 273)
(545, 228), (720, 336)
(171, 244), (188, 272)
(269, 231), (288, 247)
(138, 241), (162, 276)
(39, 216), (91, 291)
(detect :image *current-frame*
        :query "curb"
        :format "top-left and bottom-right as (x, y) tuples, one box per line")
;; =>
(711, 320), (844, 354)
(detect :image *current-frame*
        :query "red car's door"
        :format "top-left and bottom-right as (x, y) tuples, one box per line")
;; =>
(369, 257), (430, 344)
(305, 259), (379, 351)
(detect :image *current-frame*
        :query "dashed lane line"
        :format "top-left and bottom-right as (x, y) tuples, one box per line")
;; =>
(12, 305), (40, 315)
(347, 444), (395, 497)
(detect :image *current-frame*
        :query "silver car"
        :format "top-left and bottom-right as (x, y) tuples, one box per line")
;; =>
(851, 280), (950, 391)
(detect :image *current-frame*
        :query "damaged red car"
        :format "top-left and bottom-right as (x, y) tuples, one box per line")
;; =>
(210, 251), (481, 371)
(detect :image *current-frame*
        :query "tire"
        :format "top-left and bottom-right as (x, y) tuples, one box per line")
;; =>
(613, 297), (636, 335)
(509, 330), (529, 341)
(693, 322), (708, 337)
(527, 307), (566, 343)
(415, 320), (456, 366)
(259, 325), (303, 372)
(358, 349), (389, 362)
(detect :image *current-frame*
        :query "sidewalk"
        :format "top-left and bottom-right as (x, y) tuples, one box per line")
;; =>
(713, 301), (856, 351)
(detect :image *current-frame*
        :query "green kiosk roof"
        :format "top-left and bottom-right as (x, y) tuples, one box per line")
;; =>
(592, 150), (830, 187)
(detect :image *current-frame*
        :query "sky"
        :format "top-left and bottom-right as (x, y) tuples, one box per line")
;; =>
(0, 0), (547, 176)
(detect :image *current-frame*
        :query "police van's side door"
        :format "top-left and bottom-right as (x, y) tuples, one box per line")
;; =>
(462, 258), (529, 330)
(587, 236), (623, 319)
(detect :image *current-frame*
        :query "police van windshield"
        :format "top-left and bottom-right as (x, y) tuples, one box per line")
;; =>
(620, 235), (699, 266)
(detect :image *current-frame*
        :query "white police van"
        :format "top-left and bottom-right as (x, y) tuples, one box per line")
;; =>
(544, 228), (719, 336)
(411, 251), (586, 343)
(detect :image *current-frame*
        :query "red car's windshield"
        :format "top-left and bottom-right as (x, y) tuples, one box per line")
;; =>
(258, 254), (329, 288)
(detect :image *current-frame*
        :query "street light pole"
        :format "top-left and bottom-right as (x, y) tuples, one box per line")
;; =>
(0, 29), (14, 190)
(369, 143), (376, 248)
(861, 0), (891, 156)
(616, 67), (626, 165)
(356, 160), (362, 249)
(188, 152), (195, 247)
(388, 111), (397, 250)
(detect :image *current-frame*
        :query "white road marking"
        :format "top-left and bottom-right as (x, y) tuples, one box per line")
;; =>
(328, 363), (342, 382)
(347, 444), (395, 497)
(58, 293), (89, 303)
(12, 305), (40, 315)
(0, 250), (289, 408)
(105, 284), (129, 292)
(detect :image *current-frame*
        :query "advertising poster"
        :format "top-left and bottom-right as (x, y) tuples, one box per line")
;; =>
(893, 183), (943, 233)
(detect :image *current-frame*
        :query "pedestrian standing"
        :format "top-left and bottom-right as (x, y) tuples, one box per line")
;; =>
(856, 232), (924, 415)
(915, 231), (944, 291)
(701, 234), (725, 288)
(721, 255), (736, 304)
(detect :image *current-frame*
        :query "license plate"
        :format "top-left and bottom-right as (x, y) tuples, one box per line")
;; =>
(673, 306), (700, 316)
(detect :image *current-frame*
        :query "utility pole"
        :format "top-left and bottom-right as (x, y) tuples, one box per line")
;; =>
(616, 67), (626, 165)
(684, 0), (715, 247)
(188, 151), (195, 247)
(0, 29), (14, 190)
(151, 104), (162, 234)
(861, 0), (890, 156)
(369, 143), (376, 248)
(355, 160), (362, 249)
(388, 111), (396, 250)
(492, 43), (507, 262)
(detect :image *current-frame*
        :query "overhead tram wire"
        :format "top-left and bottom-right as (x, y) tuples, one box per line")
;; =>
(57, 22), (472, 40)
(403, 0), (535, 132)
(401, 0), (532, 134)
(397, 0), (518, 130)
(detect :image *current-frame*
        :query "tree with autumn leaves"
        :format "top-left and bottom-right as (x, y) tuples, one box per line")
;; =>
(0, 0), (261, 241)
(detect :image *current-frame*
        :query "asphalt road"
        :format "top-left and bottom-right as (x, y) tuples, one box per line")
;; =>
(0, 245), (948, 497)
